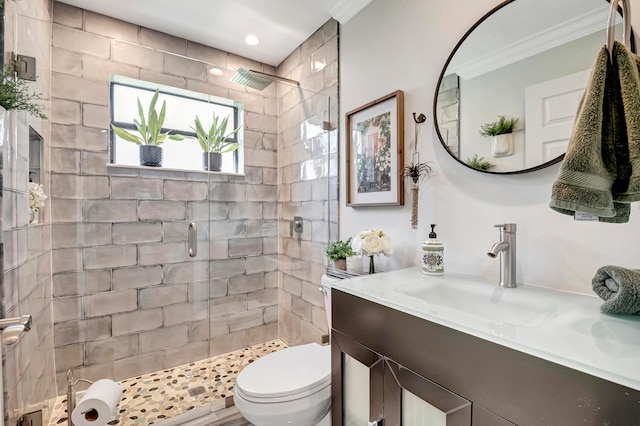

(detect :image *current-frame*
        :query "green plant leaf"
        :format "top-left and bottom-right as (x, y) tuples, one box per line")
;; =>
(111, 124), (143, 145)
(148, 109), (159, 145)
(219, 143), (239, 153)
(479, 115), (519, 137)
(136, 97), (147, 141)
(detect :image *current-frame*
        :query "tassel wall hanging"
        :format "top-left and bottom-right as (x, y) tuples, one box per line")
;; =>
(402, 113), (432, 229)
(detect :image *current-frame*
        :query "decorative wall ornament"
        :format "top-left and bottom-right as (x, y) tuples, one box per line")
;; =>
(402, 112), (432, 229)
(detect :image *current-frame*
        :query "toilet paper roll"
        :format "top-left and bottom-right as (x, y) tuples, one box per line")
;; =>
(71, 379), (123, 426)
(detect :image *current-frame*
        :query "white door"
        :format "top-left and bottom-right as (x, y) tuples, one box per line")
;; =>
(524, 69), (591, 168)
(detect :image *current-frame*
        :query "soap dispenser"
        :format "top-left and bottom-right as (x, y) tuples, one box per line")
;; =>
(422, 224), (444, 275)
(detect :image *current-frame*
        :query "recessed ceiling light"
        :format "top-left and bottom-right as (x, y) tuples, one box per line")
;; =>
(209, 67), (224, 76)
(245, 35), (260, 46)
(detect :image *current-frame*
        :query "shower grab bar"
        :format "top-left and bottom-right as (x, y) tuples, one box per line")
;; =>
(607, 0), (632, 60)
(188, 222), (197, 258)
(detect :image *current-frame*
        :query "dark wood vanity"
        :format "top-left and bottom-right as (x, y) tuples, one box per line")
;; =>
(331, 289), (640, 426)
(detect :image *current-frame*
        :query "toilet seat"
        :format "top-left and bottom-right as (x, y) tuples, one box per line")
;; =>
(235, 343), (331, 403)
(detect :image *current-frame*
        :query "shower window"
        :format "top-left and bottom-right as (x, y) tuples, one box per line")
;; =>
(110, 75), (244, 173)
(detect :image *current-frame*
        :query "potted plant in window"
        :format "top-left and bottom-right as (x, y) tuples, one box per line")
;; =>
(191, 114), (241, 171)
(325, 238), (354, 271)
(110, 88), (184, 167)
(479, 115), (518, 158)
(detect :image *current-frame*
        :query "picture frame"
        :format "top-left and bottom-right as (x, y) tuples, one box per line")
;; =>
(346, 90), (404, 206)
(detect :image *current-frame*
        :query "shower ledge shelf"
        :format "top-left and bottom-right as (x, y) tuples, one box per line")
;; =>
(106, 163), (246, 177)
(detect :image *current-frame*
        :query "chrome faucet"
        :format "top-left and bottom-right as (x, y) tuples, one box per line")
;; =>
(487, 223), (517, 288)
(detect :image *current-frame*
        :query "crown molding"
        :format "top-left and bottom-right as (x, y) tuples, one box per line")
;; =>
(450, 8), (606, 80)
(329, 0), (372, 24)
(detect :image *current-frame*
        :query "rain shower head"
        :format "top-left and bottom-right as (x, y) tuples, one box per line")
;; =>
(231, 68), (300, 90)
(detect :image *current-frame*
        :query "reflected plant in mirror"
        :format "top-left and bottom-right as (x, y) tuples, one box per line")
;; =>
(479, 115), (519, 158)
(466, 154), (494, 171)
(478, 115), (518, 137)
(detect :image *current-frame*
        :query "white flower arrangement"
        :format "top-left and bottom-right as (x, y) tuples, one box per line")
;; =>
(351, 228), (393, 256)
(29, 182), (47, 212)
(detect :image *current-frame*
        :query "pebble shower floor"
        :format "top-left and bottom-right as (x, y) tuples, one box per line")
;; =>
(48, 339), (286, 425)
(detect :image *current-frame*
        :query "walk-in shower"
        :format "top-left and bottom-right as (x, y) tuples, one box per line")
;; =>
(1, 4), (338, 425)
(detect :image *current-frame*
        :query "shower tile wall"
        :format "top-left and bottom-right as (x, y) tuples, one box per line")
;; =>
(50, 2), (280, 395)
(1, 0), (56, 424)
(276, 20), (339, 345)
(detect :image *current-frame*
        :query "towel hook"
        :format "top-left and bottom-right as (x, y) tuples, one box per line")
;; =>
(607, 0), (632, 60)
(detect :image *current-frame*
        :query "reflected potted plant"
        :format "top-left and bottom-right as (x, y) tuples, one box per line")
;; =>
(479, 115), (518, 157)
(325, 239), (354, 271)
(466, 154), (494, 171)
(191, 114), (241, 171)
(110, 88), (184, 167)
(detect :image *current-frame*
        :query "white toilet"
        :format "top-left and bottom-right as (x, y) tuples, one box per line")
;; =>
(233, 275), (338, 426)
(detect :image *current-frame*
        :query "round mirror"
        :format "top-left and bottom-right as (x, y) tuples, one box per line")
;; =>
(433, 0), (634, 174)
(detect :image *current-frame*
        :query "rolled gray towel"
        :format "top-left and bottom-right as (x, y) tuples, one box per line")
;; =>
(592, 265), (640, 315)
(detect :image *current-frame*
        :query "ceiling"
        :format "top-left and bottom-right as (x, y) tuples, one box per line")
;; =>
(56, 0), (372, 66)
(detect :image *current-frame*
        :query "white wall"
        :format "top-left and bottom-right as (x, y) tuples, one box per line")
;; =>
(339, 0), (640, 295)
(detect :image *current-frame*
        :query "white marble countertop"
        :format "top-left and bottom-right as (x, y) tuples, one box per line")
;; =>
(331, 268), (640, 391)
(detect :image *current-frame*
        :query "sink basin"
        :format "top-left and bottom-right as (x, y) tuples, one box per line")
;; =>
(332, 267), (640, 392)
(395, 276), (557, 328)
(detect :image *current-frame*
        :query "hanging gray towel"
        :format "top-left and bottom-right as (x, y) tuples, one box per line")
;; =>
(549, 41), (640, 223)
(592, 265), (640, 315)
(613, 41), (640, 203)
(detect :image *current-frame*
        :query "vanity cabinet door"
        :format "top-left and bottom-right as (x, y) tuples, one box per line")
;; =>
(385, 359), (472, 426)
(332, 331), (385, 426)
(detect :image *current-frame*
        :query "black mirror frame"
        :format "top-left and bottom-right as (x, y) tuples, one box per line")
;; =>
(433, 0), (636, 175)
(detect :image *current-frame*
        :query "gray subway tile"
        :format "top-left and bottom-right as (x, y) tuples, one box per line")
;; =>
(112, 265), (163, 290)
(112, 308), (163, 336)
(138, 201), (186, 221)
(83, 245), (137, 269)
(112, 222), (163, 244)
(54, 317), (111, 346)
(84, 289), (137, 317)
(139, 284), (188, 309)
(111, 177), (162, 200)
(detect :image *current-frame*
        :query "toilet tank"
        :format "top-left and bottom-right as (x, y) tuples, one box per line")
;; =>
(320, 275), (340, 331)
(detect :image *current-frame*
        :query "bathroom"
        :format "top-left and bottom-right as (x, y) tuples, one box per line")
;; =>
(1, 0), (639, 425)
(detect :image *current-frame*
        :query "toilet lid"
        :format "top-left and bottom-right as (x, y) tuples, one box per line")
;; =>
(236, 343), (330, 399)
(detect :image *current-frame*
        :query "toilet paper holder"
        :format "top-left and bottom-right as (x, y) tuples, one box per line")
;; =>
(66, 369), (95, 426)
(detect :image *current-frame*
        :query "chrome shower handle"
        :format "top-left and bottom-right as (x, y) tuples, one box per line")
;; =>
(0, 315), (32, 346)
(188, 222), (197, 258)
(0, 314), (31, 331)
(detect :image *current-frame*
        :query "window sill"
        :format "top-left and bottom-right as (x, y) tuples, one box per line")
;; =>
(106, 163), (245, 179)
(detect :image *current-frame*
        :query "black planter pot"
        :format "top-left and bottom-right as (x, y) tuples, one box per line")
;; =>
(140, 145), (163, 167)
(203, 152), (222, 171)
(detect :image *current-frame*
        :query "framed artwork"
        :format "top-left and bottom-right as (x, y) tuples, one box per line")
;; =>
(346, 90), (404, 206)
